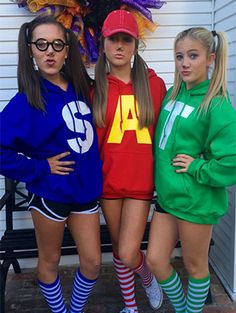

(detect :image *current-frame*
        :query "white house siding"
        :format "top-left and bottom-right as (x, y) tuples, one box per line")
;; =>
(209, 0), (236, 301)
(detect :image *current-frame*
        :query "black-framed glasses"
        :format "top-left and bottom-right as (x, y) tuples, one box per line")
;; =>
(29, 38), (67, 52)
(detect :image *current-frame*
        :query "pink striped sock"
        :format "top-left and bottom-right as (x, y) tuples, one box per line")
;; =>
(134, 251), (153, 287)
(113, 253), (138, 310)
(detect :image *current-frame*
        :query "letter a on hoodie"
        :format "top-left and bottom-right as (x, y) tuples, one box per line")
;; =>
(108, 95), (151, 144)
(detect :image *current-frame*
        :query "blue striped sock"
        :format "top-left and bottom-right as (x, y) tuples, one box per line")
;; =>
(69, 268), (97, 313)
(38, 275), (67, 313)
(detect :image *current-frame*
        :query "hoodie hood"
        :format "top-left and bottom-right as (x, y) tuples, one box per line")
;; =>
(107, 68), (159, 89)
(163, 79), (211, 113)
(181, 79), (210, 96)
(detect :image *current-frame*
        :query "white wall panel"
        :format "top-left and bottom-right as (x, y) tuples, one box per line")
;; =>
(209, 0), (236, 300)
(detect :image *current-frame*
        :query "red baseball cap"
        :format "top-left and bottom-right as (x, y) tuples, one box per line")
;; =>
(102, 10), (139, 39)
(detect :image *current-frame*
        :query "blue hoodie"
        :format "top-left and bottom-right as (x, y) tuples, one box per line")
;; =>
(0, 79), (102, 204)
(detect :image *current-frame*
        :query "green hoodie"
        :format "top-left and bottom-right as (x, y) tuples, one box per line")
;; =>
(154, 80), (236, 224)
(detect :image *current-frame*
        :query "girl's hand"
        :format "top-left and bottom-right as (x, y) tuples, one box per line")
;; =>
(172, 154), (194, 173)
(47, 152), (75, 175)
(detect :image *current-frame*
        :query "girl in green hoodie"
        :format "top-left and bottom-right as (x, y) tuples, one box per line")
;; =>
(146, 27), (236, 313)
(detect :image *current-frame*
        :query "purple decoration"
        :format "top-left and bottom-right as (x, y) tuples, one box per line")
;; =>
(78, 42), (87, 60)
(121, 0), (152, 20)
(84, 28), (99, 63)
(37, 5), (65, 18)
(12, 0), (28, 8)
(71, 15), (83, 36)
(134, 0), (166, 9)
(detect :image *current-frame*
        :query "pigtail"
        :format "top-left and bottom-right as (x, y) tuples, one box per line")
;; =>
(64, 28), (94, 107)
(18, 22), (43, 110)
(93, 40), (109, 127)
(207, 32), (228, 100)
(132, 52), (154, 129)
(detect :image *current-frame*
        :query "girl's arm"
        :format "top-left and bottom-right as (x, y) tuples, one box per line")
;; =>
(172, 100), (236, 187)
(0, 145), (50, 183)
(186, 121), (236, 187)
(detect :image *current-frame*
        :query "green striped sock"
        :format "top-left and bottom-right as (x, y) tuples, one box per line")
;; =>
(186, 275), (210, 313)
(158, 270), (186, 313)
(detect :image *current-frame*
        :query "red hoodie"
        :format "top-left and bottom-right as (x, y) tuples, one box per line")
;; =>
(96, 68), (166, 199)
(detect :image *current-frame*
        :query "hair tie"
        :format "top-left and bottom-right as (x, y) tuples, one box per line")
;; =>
(211, 30), (217, 37)
(25, 23), (29, 41)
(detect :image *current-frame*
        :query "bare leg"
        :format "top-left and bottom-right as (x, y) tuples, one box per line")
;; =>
(118, 199), (150, 268)
(31, 209), (65, 283)
(178, 219), (212, 278)
(146, 212), (179, 280)
(101, 198), (123, 254)
(102, 198), (150, 269)
(67, 212), (101, 279)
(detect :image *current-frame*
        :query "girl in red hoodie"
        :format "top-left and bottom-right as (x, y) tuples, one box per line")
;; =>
(93, 10), (166, 313)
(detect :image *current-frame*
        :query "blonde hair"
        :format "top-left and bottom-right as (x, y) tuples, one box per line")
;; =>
(93, 38), (154, 129)
(169, 27), (228, 112)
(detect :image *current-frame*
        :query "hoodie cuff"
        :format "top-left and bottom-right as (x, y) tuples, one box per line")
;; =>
(187, 158), (205, 177)
(36, 159), (51, 178)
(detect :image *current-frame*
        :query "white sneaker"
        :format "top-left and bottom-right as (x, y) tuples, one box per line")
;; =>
(119, 308), (138, 313)
(143, 277), (163, 310)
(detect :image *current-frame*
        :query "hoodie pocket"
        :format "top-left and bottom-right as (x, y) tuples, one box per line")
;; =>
(155, 160), (191, 209)
(103, 151), (154, 196)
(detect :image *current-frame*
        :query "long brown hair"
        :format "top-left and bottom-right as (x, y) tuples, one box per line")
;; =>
(93, 37), (154, 129)
(18, 15), (93, 110)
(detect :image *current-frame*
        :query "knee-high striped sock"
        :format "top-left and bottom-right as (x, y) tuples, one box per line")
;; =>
(69, 268), (97, 313)
(133, 251), (153, 287)
(38, 275), (67, 313)
(113, 253), (138, 311)
(186, 274), (210, 313)
(158, 270), (186, 313)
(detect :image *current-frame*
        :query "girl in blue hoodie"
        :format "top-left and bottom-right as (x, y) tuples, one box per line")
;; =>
(0, 15), (102, 313)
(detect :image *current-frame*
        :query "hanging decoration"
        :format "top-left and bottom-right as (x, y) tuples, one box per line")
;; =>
(11, 0), (166, 66)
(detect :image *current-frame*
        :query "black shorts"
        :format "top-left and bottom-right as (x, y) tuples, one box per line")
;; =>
(28, 194), (99, 222)
(154, 202), (168, 214)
